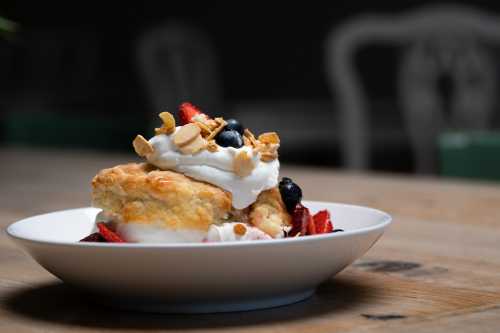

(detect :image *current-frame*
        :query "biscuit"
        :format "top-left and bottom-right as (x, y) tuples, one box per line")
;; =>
(92, 163), (291, 237)
(92, 163), (232, 231)
(249, 187), (291, 237)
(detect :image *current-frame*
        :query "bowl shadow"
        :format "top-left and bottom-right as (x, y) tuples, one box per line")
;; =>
(3, 276), (378, 330)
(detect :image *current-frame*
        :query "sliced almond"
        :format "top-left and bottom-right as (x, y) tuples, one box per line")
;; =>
(206, 118), (219, 130)
(258, 132), (280, 144)
(173, 123), (200, 147)
(233, 223), (247, 236)
(159, 112), (176, 133)
(206, 118), (227, 140)
(154, 127), (167, 135)
(254, 140), (279, 161)
(244, 129), (261, 149)
(133, 135), (154, 157)
(195, 121), (212, 137)
(260, 151), (278, 162)
(191, 113), (208, 123)
(207, 140), (219, 152)
(267, 143), (279, 154)
(233, 150), (255, 177)
(179, 135), (207, 155)
(254, 143), (266, 153)
(243, 136), (251, 146)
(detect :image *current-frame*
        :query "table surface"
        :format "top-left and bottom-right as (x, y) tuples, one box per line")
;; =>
(1, 148), (500, 333)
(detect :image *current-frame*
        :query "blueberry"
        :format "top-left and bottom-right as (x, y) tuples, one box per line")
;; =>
(279, 178), (302, 213)
(224, 119), (244, 135)
(216, 130), (244, 148)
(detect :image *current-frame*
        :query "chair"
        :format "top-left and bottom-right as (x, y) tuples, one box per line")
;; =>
(136, 22), (222, 128)
(325, 5), (500, 173)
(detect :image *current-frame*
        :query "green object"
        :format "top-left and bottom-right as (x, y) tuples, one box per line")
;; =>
(0, 16), (17, 33)
(2, 112), (149, 151)
(0, 16), (18, 39)
(439, 131), (500, 181)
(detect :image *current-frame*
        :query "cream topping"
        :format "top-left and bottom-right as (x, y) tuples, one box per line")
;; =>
(146, 128), (279, 209)
(205, 222), (272, 242)
(116, 223), (206, 243)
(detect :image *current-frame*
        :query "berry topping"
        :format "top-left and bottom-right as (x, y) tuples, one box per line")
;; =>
(97, 222), (125, 243)
(80, 232), (105, 242)
(215, 130), (244, 148)
(288, 203), (312, 237)
(224, 119), (244, 135)
(309, 210), (334, 234)
(179, 102), (204, 125)
(279, 177), (303, 213)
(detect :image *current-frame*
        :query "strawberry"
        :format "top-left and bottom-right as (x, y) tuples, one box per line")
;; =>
(97, 222), (125, 243)
(311, 210), (334, 234)
(80, 232), (105, 242)
(307, 215), (317, 235)
(179, 102), (204, 125)
(288, 203), (313, 237)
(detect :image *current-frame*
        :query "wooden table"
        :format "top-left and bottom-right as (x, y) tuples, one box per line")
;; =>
(1, 148), (500, 332)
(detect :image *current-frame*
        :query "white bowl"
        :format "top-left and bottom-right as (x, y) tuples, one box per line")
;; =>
(6, 201), (391, 313)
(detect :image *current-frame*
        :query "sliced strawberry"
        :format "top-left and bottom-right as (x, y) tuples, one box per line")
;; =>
(97, 222), (125, 243)
(179, 102), (204, 125)
(80, 232), (105, 242)
(307, 215), (317, 235)
(288, 203), (312, 237)
(312, 210), (334, 234)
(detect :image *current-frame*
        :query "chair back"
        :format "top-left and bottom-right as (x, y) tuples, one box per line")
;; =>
(325, 5), (500, 172)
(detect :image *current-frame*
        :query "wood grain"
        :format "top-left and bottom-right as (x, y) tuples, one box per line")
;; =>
(1, 148), (500, 332)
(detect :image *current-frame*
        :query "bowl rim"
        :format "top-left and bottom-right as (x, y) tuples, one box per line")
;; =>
(6, 201), (392, 249)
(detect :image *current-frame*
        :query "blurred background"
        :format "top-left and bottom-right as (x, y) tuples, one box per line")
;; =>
(2, 1), (500, 180)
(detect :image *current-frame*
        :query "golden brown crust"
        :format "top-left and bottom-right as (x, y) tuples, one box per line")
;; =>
(92, 163), (232, 231)
(91, 163), (290, 237)
(249, 187), (291, 237)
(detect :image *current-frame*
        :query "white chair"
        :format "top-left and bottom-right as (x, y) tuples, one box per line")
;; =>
(136, 22), (221, 127)
(325, 5), (500, 173)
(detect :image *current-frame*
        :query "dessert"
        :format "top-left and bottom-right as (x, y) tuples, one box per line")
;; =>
(81, 102), (340, 243)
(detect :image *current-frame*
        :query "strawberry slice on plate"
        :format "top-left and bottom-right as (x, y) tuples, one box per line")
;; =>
(179, 102), (206, 125)
(80, 232), (105, 242)
(97, 222), (125, 243)
(288, 204), (313, 237)
(309, 210), (334, 235)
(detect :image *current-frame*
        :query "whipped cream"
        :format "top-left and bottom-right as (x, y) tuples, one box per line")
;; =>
(116, 221), (272, 243)
(205, 223), (272, 242)
(146, 129), (279, 209)
(117, 223), (206, 243)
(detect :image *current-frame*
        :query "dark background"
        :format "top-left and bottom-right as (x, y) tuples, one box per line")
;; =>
(1, 1), (500, 174)
(5, 1), (498, 109)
